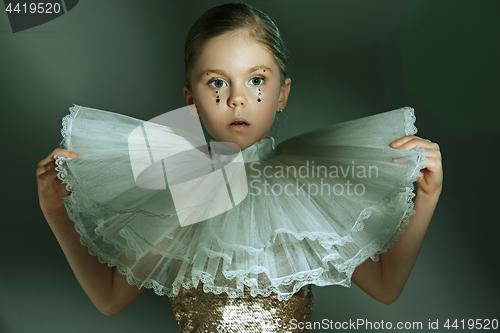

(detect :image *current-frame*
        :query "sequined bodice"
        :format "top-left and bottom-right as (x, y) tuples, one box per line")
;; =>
(171, 282), (313, 333)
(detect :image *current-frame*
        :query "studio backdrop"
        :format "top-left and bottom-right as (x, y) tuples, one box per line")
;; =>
(0, 0), (498, 332)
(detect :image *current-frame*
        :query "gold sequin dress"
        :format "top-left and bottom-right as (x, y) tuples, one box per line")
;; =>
(171, 281), (313, 332)
(54, 104), (428, 332)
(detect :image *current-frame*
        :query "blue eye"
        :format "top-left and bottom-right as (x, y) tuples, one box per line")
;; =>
(209, 79), (226, 89)
(250, 77), (265, 86)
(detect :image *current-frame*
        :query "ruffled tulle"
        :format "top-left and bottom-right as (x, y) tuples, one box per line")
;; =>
(54, 104), (428, 301)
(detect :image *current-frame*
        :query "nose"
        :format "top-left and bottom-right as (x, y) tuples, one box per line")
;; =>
(227, 84), (247, 108)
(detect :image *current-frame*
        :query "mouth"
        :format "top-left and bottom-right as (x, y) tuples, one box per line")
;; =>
(228, 118), (251, 132)
(228, 117), (250, 126)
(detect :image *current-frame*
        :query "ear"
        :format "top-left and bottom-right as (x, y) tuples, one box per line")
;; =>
(183, 85), (200, 117)
(183, 84), (195, 106)
(278, 78), (292, 110)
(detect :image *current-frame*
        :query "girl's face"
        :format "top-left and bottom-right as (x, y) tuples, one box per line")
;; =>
(183, 30), (291, 150)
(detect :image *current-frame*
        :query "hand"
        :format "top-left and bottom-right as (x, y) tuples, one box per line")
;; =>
(391, 135), (443, 197)
(36, 148), (81, 215)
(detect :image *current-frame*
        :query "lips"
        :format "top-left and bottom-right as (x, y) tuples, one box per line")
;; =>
(227, 116), (251, 133)
(228, 117), (250, 126)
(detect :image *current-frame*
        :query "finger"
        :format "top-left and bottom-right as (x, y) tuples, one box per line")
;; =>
(37, 166), (58, 183)
(419, 149), (441, 171)
(395, 138), (438, 150)
(37, 148), (80, 177)
(392, 143), (440, 164)
(391, 135), (434, 148)
(401, 140), (437, 151)
(392, 149), (435, 163)
(391, 135), (416, 148)
(392, 157), (409, 164)
(44, 160), (58, 174)
(36, 161), (60, 180)
(55, 148), (81, 158)
(37, 148), (80, 167)
(36, 158), (55, 178)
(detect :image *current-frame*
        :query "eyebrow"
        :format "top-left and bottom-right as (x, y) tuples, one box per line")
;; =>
(203, 65), (272, 77)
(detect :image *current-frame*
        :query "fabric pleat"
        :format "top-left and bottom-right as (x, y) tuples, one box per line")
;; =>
(54, 104), (428, 301)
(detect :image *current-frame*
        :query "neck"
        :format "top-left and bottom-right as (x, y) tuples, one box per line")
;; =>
(209, 136), (276, 163)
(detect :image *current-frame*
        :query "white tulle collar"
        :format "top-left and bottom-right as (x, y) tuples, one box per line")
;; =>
(209, 136), (277, 163)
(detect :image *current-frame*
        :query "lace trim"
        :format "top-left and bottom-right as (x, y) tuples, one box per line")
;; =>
(54, 150), (426, 301)
(59, 104), (81, 155)
(403, 107), (418, 135)
(369, 106), (429, 262)
(51, 105), (429, 301)
(202, 206), (372, 258)
(55, 151), (415, 262)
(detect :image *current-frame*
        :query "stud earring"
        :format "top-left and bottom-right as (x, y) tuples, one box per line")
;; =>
(278, 108), (283, 113)
(257, 88), (262, 102)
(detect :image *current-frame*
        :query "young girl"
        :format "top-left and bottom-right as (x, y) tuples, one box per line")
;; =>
(36, 3), (442, 332)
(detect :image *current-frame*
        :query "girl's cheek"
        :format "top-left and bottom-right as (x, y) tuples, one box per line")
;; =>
(199, 83), (275, 108)
(201, 86), (224, 106)
(250, 85), (265, 102)
(257, 85), (279, 109)
(249, 85), (261, 102)
(196, 90), (217, 112)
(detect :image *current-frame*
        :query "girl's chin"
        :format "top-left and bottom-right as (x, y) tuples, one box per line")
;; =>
(212, 135), (254, 150)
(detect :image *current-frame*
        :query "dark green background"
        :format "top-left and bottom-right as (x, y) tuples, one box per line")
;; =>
(1, 1), (498, 332)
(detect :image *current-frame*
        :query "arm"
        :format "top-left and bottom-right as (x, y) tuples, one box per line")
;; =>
(43, 206), (144, 316)
(351, 135), (443, 304)
(38, 148), (144, 317)
(351, 188), (441, 304)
